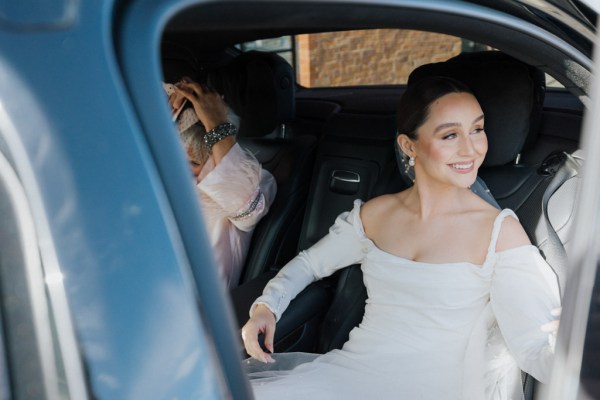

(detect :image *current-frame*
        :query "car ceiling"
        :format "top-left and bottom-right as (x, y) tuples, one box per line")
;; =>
(162, 0), (594, 95)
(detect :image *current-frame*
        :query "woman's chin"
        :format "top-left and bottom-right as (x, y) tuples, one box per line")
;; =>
(454, 174), (478, 189)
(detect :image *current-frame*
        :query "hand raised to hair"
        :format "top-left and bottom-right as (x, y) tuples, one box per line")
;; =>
(174, 79), (229, 132)
(163, 81), (191, 122)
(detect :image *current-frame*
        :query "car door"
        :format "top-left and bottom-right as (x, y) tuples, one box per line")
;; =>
(0, 0), (252, 398)
(539, 7), (600, 398)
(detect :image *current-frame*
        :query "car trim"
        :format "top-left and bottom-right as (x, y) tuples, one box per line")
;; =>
(0, 105), (89, 399)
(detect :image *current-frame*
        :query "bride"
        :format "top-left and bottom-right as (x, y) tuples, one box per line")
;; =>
(241, 76), (560, 399)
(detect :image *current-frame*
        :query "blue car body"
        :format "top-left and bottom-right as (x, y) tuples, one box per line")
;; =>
(1, 0), (599, 399)
(0, 0), (249, 398)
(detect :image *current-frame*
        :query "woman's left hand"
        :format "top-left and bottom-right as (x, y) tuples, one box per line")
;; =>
(541, 307), (561, 349)
(174, 79), (229, 132)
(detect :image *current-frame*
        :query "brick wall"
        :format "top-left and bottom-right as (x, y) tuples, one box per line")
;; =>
(296, 29), (462, 87)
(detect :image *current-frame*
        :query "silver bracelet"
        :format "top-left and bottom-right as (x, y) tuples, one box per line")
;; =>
(204, 122), (237, 150)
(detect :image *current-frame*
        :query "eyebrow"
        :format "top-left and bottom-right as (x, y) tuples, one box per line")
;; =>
(434, 114), (485, 133)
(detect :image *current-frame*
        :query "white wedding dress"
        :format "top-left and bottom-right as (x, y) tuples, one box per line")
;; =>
(246, 200), (560, 399)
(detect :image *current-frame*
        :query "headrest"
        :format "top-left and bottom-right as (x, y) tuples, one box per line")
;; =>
(323, 112), (397, 141)
(208, 51), (296, 138)
(408, 52), (545, 167)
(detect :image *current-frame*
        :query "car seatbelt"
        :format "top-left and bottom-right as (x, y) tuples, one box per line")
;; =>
(540, 152), (580, 296)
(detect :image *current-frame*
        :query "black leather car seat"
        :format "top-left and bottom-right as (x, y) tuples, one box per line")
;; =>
(206, 51), (319, 285)
(299, 110), (403, 353)
(298, 111), (402, 251)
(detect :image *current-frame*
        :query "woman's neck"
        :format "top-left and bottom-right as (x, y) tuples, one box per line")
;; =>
(405, 179), (470, 220)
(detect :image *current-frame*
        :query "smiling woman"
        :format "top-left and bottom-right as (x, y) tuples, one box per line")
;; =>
(241, 75), (560, 400)
(397, 78), (488, 194)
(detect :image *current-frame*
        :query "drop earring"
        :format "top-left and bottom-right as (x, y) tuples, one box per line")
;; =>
(404, 156), (415, 176)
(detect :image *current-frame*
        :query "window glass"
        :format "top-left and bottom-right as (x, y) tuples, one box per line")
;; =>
(238, 29), (566, 89)
(296, 30), (463, 87)
(237, 36), (294, 66)
(239, 29), (496, 87)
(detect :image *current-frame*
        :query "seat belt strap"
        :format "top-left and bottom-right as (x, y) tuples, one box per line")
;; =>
(541, 153), (579, 296)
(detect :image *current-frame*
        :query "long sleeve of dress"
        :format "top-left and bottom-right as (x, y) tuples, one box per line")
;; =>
(198, 143), (277, 232)
(251, 200), (370, 321)
(490, 245), (561, 383)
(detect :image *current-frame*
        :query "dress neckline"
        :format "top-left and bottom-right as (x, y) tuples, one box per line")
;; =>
(350, 199), (520, 269)
(369, 244), (485, 268)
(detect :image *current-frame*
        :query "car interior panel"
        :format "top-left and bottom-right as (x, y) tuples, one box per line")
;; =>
(205, 51), (323, 283)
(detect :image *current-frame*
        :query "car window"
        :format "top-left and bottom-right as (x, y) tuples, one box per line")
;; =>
(238, 36), (295, 67)
(239, 29), (565, 89)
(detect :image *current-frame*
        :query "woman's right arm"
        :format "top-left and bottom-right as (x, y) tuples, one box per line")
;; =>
(241, 202), (370, 362)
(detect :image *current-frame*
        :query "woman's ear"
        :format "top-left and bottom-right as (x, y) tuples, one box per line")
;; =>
(397, 134), (415, 157)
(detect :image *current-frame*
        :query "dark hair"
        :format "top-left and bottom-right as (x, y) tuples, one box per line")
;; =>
(396, 76), (474, 140)
(161, 41), (202, 84)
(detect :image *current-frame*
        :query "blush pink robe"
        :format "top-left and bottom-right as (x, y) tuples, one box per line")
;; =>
(197, 143), (277, 288)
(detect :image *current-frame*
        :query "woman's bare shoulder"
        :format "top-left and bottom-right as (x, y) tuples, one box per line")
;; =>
(495, 212), (532, 252)
(361, 194), (400, 216)
(360, 194), (403, 231)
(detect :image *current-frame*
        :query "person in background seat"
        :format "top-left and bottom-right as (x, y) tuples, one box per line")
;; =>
(167, 78), (277, 288)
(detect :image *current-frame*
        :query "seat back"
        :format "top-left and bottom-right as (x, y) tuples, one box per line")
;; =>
(298, 111), (402, 252)
(208, 50), (296, 138)
(239, 135), (317, 282)
(297, 110), (404, 352)
(207, 51), (319, 284)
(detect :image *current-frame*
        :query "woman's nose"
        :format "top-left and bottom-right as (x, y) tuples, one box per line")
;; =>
(458, 135), (476, 155)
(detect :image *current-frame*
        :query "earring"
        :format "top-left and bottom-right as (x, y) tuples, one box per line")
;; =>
(404, 156), (415, 175)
